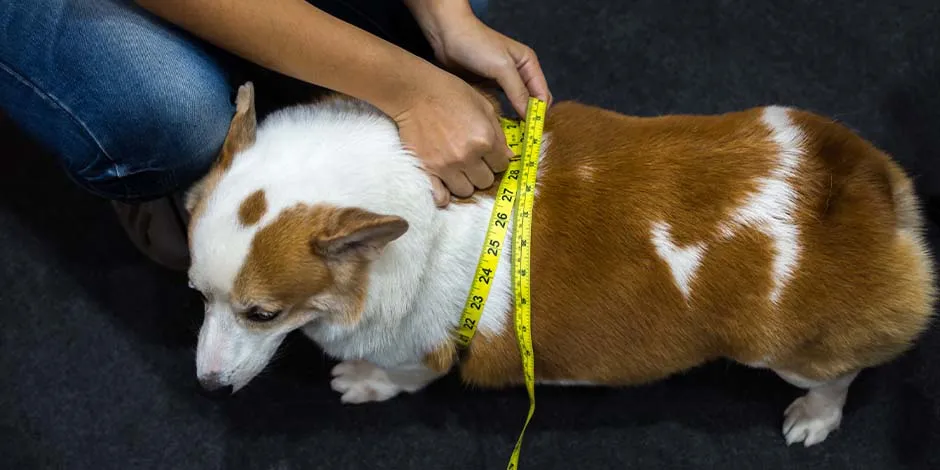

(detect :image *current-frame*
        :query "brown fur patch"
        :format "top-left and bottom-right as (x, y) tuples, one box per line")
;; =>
(451, 102), (935, 388)
(238, 189), (267, 226)
(232, 203), (407, 329)
(423, 342), (457, 374)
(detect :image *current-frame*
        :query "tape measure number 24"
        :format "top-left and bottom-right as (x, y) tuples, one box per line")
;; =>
(455, 97), (547, 470)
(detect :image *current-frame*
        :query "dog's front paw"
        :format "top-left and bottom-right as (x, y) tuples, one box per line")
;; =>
(782, 395), (843, 447)
(330, 360), (402, 404)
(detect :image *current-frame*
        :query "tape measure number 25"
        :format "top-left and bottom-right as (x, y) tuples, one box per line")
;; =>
(455, 97), (547, 470)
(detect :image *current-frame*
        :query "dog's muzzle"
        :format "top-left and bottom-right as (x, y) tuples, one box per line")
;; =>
(197, 374), (233, 399)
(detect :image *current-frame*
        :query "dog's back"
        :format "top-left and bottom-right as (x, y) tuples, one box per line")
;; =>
(459, 101), (936, 388)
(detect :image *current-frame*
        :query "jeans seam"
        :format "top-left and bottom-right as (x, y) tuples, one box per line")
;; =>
(0, 58), (130, 199)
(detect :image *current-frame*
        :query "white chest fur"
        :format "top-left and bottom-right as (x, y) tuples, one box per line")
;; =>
(302, 197), (515, 368)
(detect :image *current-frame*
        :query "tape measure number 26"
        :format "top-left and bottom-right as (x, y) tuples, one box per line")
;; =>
(455, 97), (547, 470)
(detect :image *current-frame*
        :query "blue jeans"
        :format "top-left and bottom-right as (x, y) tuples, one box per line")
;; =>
(0, 0), (489, 203)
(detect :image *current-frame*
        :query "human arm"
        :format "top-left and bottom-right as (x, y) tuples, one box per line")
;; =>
(134, 0), (438, 122)
(404, 0), (553, 117)
(133, 0), (525, 205)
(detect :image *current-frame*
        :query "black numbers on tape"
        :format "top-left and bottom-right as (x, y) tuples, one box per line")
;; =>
(486, 239), (500, 256)
(495, 212), (508, 228)
(470, 294), (484, 310)
(463, 317), (477, 329)
(501, 187), (514, 202)
(478, 267), (493, 285)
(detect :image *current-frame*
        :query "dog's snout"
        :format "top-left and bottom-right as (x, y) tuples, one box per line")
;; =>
(197, 375), (233, 399)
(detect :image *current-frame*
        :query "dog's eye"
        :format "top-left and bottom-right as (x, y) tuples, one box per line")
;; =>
(246, 307), (281, 323)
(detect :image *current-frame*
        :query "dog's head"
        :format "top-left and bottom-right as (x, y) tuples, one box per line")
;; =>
(184, 83), (413, 394)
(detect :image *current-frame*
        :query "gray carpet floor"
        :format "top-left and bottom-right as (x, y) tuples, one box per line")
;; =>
(3, 1), (940, 469)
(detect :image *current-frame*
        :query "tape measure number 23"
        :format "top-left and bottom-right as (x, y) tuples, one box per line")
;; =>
(455, 97), (547, 470)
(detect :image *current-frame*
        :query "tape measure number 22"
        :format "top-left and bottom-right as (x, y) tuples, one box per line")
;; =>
(455, 97), (547, 470)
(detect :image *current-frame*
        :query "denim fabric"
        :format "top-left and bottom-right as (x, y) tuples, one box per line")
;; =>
(0, 0), (489, 202)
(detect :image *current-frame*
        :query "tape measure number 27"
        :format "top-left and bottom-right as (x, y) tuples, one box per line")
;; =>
(455, 97), (547, 470)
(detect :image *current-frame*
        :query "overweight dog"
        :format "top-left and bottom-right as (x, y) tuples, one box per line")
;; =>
(185, 82), (935, 447)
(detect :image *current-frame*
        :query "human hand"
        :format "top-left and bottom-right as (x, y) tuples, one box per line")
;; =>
(420, 5), (553, 117)
(392, 71), (514, 207)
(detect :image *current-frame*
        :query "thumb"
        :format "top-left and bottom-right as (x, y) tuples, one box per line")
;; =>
(430, 175), (450, 207)
(508, 43), (551, 106)
(493, 59), (530, 118)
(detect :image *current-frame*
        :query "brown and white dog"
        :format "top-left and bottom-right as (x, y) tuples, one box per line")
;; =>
(185, 82), (935, 447)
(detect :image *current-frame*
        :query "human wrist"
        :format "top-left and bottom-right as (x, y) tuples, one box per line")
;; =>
(362, 52), (454, 121)
(404, 0), (477, 52)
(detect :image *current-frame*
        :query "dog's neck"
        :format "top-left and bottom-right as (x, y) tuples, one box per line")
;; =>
(301, 173), (514, 367)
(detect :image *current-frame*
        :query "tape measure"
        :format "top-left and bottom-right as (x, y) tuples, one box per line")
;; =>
(455, 97), (547, 470)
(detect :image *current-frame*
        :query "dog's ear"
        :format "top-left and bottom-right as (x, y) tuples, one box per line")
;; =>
(183, 82), (258, 215)
(312, 207), (409, 261)
(183, 177), (208, 214)
(218, 81), (257, 171)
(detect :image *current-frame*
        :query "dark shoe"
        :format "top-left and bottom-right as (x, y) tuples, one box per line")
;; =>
(112, 195), (190, 271)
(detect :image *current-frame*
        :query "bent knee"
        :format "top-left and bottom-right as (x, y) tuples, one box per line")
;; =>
(0, 0), (235, 202)
(65, 73), (233, 202)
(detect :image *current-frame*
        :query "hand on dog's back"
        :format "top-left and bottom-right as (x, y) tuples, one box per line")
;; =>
(391, 74), (513, 207)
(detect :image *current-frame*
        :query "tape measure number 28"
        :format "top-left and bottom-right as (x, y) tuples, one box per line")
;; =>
(455, 97), (547, 470)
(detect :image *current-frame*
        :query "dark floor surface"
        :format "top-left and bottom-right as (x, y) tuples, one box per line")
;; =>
(3, 1), (940, 469)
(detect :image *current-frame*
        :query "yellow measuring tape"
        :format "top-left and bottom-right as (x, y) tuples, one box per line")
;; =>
(456, 97), (547, 469)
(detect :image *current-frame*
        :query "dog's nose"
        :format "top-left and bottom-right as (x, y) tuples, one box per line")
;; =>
(197, 375), (233, 399)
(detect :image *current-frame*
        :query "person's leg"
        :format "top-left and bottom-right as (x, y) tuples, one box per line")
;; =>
(0, 0), (235, 202)
(0, 0), (237, 269)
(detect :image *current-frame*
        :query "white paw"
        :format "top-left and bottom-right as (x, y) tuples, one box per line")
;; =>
(782, 395), (843, 447)
(330, 360), (402, 404)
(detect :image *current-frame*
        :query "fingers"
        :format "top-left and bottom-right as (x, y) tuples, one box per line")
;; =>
(506, 40), (553, 109)
(429, 175), (450, 207)
(482, 120), (512, 173)
(492, 55), (531, 118)
(464, 158), (496, 190)
(515, 48), (553, 107)
(432, 130), (506, 205)
(439, 169), (475, 200)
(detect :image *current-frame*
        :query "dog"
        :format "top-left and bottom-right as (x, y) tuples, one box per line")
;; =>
(185, 81), (935, 447)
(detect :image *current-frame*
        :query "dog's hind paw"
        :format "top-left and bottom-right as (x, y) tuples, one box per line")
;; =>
(330, 360), (402, 404)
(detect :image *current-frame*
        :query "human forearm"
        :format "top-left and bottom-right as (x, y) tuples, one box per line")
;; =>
(135, 0), (440, 116)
